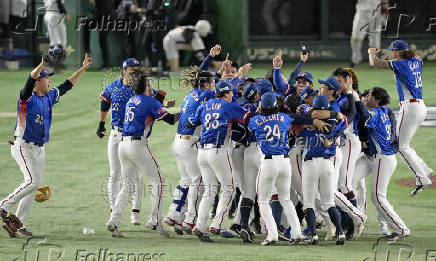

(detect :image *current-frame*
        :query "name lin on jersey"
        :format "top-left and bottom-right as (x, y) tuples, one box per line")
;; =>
(254, 114), (285, 126)
(205, 103), (221, 111)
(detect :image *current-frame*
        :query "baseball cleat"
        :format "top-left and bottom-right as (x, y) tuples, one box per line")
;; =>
(410, 185), (427, 197)
(289, 236), (303, 246)
(230, 223), (242, 236)
(353, 222), (365, 240)
(336, 233), (346, 245)
(182, 222), (194, 235)
(309, 234), (319, 245)
(386, 232), (409, 241)
(193, 228), (213, 242)
(156, 224), (170, 238)
(111, 226), (123, 237)
(220, 230), (235, 238)
(325, 226), (336, 241)
(261, 239), (276, 246)
(130, 212), (141, 226)
(240, 228), (254, 243)
(2, 222), (17, 238)
(17, 228), (33, 237)
(106, 222), (116, 232)
(208, 227), (221, 236)
(278, 230), (290, 241)
(145, 220), (157, 230)
(163, 216), (175, 226)
(302, 227), (311, 236)
(173, 221), (184, 235)
(250, 221), (262, 235)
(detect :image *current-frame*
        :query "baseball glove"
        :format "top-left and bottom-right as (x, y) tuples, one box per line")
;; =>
(35, 186), (51, 202)
(43, 49), (66, 66)
(284, 94), (300, 113)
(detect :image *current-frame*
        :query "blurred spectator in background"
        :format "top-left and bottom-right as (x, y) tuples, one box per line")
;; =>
(142, 0), (170, 75)
(114, 0), (143, 60)
(174, 0), (204, 26)
(350, 0), (389, 67)
(262, 0), (291, 35)
(9, 0), (27, 38)
(163, 20), (211, 72)
(82, 0), (114, 68)
(43, 0), (67, 51)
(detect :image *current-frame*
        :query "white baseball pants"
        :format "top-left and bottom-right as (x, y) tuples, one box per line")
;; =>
(44, 12), (67, 48)
(339, 134), (362, 194)
(107, 129), (142, 211)
(0, 141), (44, 225)
(168, 134), (203, 225)
(195, 146), (234, 232)
(257, 155), (302, 242)
(397, 101), (432, 185)
(109, 138), (164, 227)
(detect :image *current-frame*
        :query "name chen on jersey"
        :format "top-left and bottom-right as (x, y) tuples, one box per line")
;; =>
(254, 114), (286, 126)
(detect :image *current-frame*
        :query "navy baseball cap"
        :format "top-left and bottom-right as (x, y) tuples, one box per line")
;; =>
(258, 79), (273, 95)
(243, 83), (258, 100)
(261, 92), (277, 109)
(295, 72), (313, 84)
(318, 77), (339, 92)
(215, 81), (233, 95)
(313, 95), (330, 110)
(300, 86), (318, 100)
(123, 58), (140, 69)
(388, 40), (409, 51)
(38, 69), (53, 78)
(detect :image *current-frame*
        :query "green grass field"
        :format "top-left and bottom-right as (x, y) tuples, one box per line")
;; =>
(0, 62), (435, 261)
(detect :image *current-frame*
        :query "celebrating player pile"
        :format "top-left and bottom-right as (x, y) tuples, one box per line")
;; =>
(2, 39), (430, 247)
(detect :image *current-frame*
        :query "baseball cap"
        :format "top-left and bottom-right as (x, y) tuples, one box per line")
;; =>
(295, 72), (313, 84)
(388, 40), (409, 51)
(215, 81), (233, 95)
(38, 69), (53, 78)
(261, 92), (277, 109)
(313, 95), (330, 110)
(300, 86), (318, 100)
(243, 83), (258, 100)
(318, 77), (339, 92)
(239, 76), (255, 86)
(123, 58), (140, 69)
(258, 79), (273, 96)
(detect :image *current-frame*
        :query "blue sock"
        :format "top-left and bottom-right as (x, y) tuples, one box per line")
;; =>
(304, 208), (317, 235)
(270, 200), (283, 229)
(328, 207), (344, 235)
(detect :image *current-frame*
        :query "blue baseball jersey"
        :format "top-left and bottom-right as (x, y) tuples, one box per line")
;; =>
(389, 57), (423, 101)
(329, 99), (340, 112)
(14, 88), (60, 144)
(365, 106), (395, 155)
(177, 89), (215, 135)
(248, 112), (293, 155)
(190, 99), (247, 146)
(336, 94), (358, 135)
(122, 94), (168, 138)
(100, 79), (134, 129)
(244, 102), (259, 143)
(301, 118), (346, 160)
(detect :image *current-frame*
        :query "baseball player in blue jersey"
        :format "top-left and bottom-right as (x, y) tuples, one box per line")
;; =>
(1, 54), (93, 237)
(188, 81), (248, 242)
(249, 93), (329, 246)
(368, 40), (433, 196)
(163, 69), (215, 234)
(300, 95), (347, 245)
(354, 87), (410, 241)
(106, 73), (180, 237)
(97, 58), (144, 227)
(228, 83), (262, 242)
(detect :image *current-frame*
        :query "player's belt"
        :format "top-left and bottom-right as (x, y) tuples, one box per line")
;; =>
(202, 143), (221, 149)
(112, 126), (123, 132)
(121, 136), (142, 141)
(14, 136), (43, 147)
(178, 134), (191, 140)
(264, 154), (289, 159)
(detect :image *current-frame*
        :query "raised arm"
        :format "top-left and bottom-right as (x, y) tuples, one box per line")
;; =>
(199, 45), (221, 71)
(272, 51), (289, 94)
(21, 57), (45, 100)
(67, 53), (93, 86)
(368, 48), (390, 69)
(288, 52), (308, 85)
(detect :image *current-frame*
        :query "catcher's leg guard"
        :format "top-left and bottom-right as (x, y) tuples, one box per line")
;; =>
(8, 214), (23, 231)
(2, 222), (17, 238)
